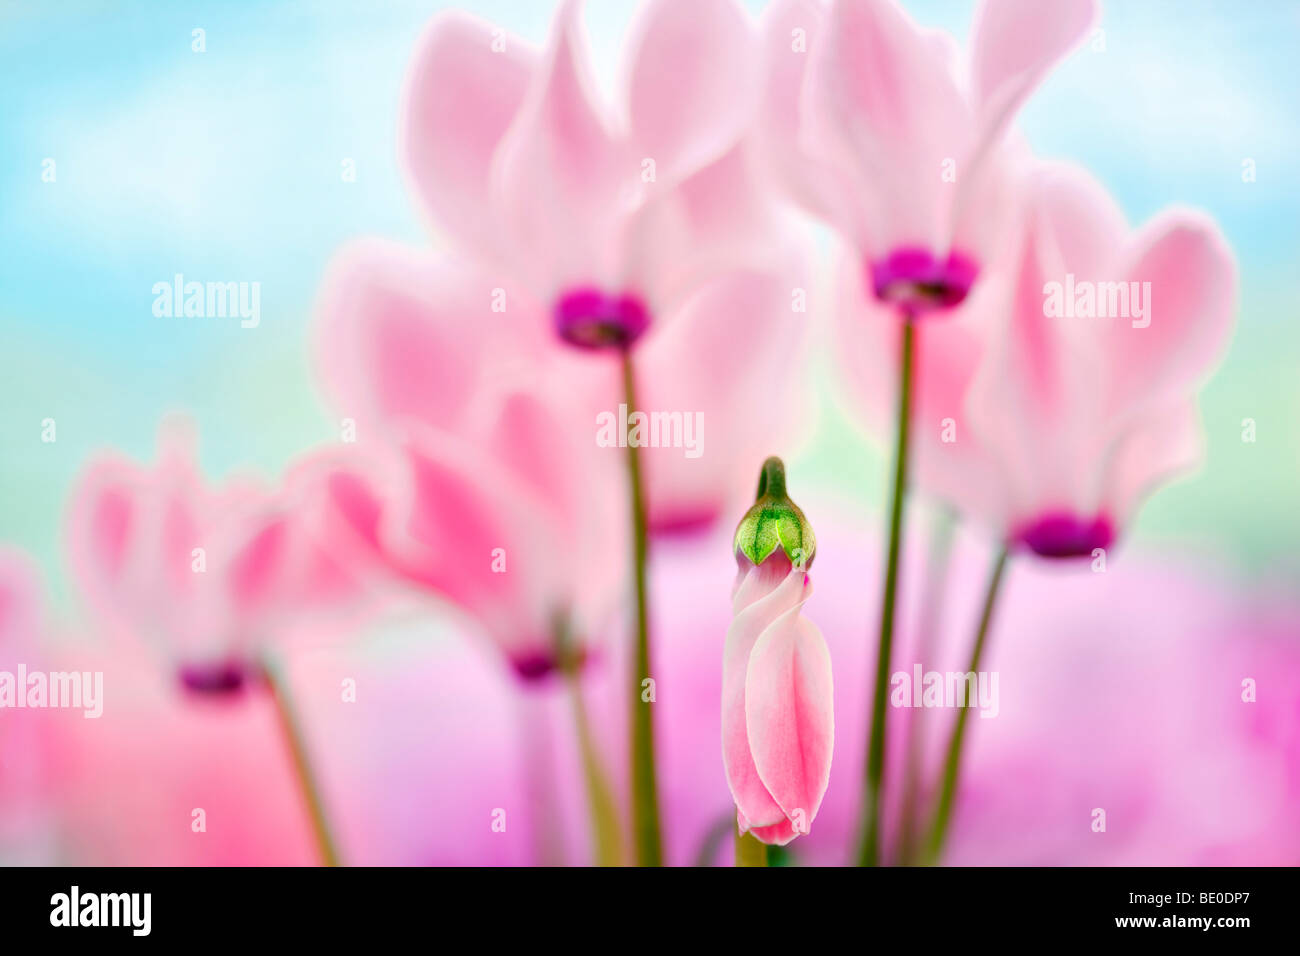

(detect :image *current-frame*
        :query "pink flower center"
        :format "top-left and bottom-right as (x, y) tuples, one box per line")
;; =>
(553, 287), (650, 351)
(869, 247), (978, 316)
(1014, 512), (1114, 559)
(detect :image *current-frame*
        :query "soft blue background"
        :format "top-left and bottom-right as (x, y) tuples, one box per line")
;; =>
(2, 0), (1298, 605)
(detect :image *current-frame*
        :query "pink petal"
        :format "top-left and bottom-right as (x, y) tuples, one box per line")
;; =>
(970, 0), (1097, 136)
(315, 240), (514, 437)
(722, 561), (808, 829)
(1101, 400), (1205, 530)
(385, 430), (560, 665)
(67, 460), (136, 599)
(619, 144), (787, 313)
(1105, 211), (1237, 420)
(401, 12), (537, 261)
(756, 0), (861, 242)
(802, 0), (968, 253)
(745, 613), (833, 842)
(625, 0), (757, 186)
(491, 0), (632, 299)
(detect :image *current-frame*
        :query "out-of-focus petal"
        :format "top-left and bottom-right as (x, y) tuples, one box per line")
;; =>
(1105, 211), (1237, 420)
(1100, 400), (1205, 530)
(401, 12), (537, 261)
(624, 0), (758, 186)
(383, 429), (561, 669)
(970, 0), (1097, 139)
(491, 0), (633, 299)
(802, 0), (968, 253)
(315, 240), (516, 437)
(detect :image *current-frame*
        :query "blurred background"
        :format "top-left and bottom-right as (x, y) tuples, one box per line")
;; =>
(1, 0), (1297, 865)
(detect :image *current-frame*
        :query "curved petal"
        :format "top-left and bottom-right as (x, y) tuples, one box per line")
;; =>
(382, 429), (561, 668)
(65, 456), (138, 609)
(490, 0), (633, 299)
(802, 0), (969, 253)
(756, 0), (863, 243)
(970, 0), (1097, 136)
(620, 144), (789, 314)
(315, 240), (523, 438)
(624, 0), (758, 186)
(745, 612), (833, 842)
(1100, 399), (1205, 531)
(401, 12), (537, 261)
(1104, 211), (1237, 421)
(722, 561), (808, 829)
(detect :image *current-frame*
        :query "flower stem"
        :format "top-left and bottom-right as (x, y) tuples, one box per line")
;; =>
(857, 317), (916, 866)
(261, 654), (341, 867)
(621, 350), (663, 866)
(557, 623), (624, 866)
(922, 546), (1009, 865)
(897, 506), (957, 865)
(735, 828), (769, 867)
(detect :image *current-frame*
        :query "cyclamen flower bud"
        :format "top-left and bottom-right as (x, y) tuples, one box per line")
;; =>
(733, 457), (817, 571)
(723, 456), (833, 846)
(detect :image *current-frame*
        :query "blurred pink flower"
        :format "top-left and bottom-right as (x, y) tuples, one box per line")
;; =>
(305, 384), (627, 680)
(404, 0), (776, 338)
(723, 552), (833, 845)
(759, 0), (1096, 315)
(65, 418), (372, 690)
(901, 163), (1234, 554)
(315, 0), (810, 535)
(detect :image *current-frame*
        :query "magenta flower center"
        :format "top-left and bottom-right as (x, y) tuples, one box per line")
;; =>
(178, 660), (248, 695)
(870, 247), (978, 315)
(1014, 513), (1114, 559)
(553, 288), (650, 351)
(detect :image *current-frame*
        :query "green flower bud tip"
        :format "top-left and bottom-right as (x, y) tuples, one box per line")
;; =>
(733, 456), (816, 570)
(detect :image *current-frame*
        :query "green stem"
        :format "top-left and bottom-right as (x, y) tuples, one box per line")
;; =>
(621, 350), (663, 866)
(922, 546), (1010, 865)
(261, 655), (341, 867)
(558, 632), (624, 866)
(857, 318), (916, 866)
(897, 507), (958, 865)
(734, 828), (769, 867)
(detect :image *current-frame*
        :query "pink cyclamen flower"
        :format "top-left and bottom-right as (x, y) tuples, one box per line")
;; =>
(383, 0), (810, 530)
(946, 162), (1236, 556)
(310, 236), (629, 679)
(722, 458), (832, 845)
(66, 418), (372, 690)
(760, 0), (1096, 315)
(405, 0), (776, 348)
